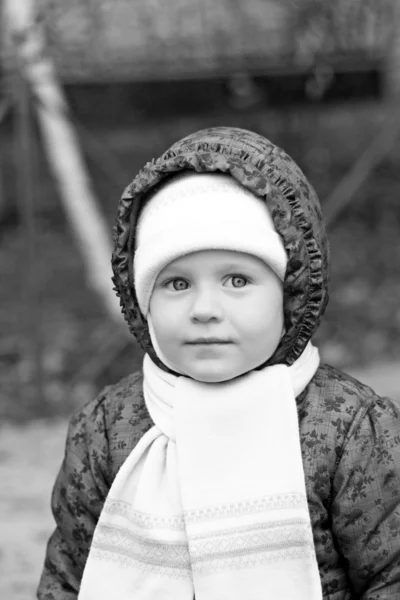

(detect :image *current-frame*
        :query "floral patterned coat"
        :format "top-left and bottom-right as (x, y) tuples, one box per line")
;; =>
(37, 127), (400, 599)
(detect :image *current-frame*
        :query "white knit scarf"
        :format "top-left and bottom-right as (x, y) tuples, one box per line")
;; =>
(79, 343), (323, 600)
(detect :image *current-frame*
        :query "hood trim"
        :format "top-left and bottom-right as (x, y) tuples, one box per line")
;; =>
(112, 127), (329, 373)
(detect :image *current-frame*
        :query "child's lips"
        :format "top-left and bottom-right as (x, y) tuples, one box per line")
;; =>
(185, 338), (233, 345)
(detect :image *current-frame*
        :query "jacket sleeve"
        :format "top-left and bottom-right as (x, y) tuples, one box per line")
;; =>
(332, 395), (400, 598)
(36, 399), (111, 599)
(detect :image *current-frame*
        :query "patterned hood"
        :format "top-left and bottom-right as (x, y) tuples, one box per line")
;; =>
(112, 126), (330, 372)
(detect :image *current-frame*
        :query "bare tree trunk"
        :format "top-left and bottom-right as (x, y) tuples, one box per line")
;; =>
(3, 0), (126, 328)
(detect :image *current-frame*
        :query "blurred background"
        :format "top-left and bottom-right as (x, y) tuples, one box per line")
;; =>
(1, 0), (400, 598)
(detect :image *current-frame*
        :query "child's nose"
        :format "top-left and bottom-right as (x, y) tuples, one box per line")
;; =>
(189, 289), (223, 322)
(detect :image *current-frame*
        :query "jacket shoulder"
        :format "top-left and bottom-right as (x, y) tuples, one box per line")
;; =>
(300, 362), (399, 473)
(304, 362), (387, 417)
(71, 369), (147, 428)
(70, 369), (152, 479)
(312, 362), (400, 445)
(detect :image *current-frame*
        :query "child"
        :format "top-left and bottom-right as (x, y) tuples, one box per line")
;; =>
(37, 127), (400, 599)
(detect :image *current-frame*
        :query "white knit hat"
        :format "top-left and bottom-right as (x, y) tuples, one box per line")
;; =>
(134, 172), (287, 316)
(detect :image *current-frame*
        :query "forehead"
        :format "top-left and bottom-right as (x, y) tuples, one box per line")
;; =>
(160, 250), (265, 273)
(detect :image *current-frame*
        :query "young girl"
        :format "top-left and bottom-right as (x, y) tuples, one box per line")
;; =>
(38, 127), (400, 600)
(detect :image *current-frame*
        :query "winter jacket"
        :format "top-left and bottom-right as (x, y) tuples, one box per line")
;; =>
(37, 127), (400, 599)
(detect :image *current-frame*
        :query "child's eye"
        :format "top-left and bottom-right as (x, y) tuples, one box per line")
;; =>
(165, 278), (189, 291)
(226, 275), (248, 288)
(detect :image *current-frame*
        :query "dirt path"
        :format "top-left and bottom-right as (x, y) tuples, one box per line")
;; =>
(0, 420), (67, 600)
(1, 363), (398, 600)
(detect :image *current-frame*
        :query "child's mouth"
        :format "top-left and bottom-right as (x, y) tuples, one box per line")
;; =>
(186, 338), (233, 345)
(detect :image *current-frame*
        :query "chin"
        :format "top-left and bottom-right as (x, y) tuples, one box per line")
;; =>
(187, 367), (244, 383)
(194, 373), (230, 383)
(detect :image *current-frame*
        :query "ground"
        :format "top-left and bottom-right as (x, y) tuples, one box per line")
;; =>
(0, 420), (67, 600)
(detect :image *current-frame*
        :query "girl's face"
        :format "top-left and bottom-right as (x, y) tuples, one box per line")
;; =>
(149, 250), (284, 382)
